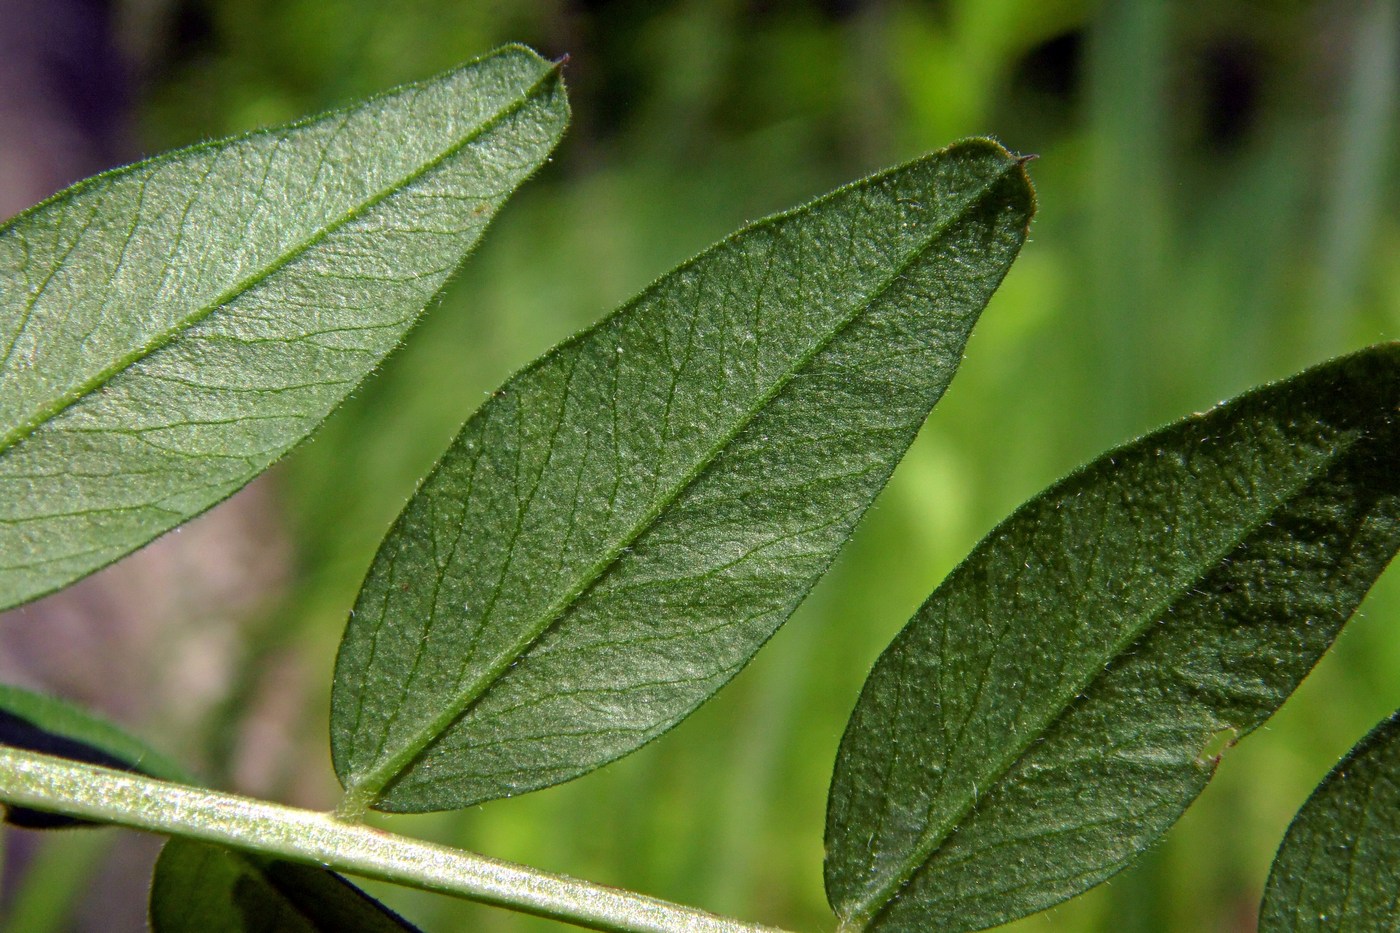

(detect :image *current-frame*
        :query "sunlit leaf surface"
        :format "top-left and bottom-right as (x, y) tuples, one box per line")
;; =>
(331, 139), (1036, 813)
(826, 345), (1400, 932)
(0, 45), (567, 610)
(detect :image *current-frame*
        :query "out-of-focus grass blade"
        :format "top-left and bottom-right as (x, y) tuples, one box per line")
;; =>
(0, 45), (568, 610)
(150, 838), (423, 933)
(826, 345), (1400, 932)
(331, 140), (1036, 814)
(1259, 709), (1400, 931)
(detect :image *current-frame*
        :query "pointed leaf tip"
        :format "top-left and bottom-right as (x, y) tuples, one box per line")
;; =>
(826, 344), (1399, 932)
(331, 139), (1035, 813)
(0, 45), (568, 610)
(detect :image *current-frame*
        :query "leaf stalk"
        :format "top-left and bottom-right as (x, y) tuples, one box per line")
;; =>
(0, 747), (793, 933)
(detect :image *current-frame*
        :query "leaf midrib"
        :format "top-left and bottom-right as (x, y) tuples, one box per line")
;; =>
(843, 423), (1368, 929)
(0, 64), (560, 461)
(345, 154), (1026, 809)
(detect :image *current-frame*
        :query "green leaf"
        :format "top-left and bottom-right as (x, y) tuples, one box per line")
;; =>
(825, 345), (1400, 933)
(330, 139), (1036, 814)
(151, 837), (423, 933)
(0, 683), (191, 826)
(1259, 708), (1400, 931)
(0, 45), (568, 611)
(0, 683), (191, 783)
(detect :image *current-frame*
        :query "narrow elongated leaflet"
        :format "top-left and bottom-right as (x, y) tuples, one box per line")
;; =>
(0, 45), (568, 610)
(0, 685), (413, 928)
(826, 345), (1399, 932)
(151, 838), (423, 933)
(1259, 709), (1400, 931)
(331, 140), (1036, 814)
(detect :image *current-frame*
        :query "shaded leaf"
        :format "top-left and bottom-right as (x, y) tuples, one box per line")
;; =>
(0, 45), (568, 610)
(331, 140), (1036, 813)
(0, 682), (190, 827)
(1259, 709), (1400, 931)
(826, 345), (1400, 932)
(151, 838), (422, 933)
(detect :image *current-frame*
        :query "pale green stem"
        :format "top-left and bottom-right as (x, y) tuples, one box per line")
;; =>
(0, 747), (793, 933)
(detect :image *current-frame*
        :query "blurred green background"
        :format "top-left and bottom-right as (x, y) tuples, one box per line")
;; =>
(2, 0), (1398, 931)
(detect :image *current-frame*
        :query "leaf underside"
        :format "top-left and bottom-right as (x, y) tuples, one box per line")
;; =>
(0, 44), (568, 611)
(330, 139), (1036, 813)
(151, 837), (422, 933)
(826, 345), (1400, 932)
(1259, 708), (1400, 931)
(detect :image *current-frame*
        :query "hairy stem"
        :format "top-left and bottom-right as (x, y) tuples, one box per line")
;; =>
(0, 747), (793, 933)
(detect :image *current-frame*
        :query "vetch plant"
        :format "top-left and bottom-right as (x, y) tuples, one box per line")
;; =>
(0, 44), (1396, 933)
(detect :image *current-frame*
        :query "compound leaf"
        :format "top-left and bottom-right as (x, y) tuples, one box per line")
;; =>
(331, 139), (1036, 813)
(826, 345), (1400, 932)
(151, 838), (422, 933)
(1259, 709), (1400, 931)
(0, 44), (568, 610)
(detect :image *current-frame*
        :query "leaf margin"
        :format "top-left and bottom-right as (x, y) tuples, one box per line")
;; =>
(331, 137), (1039, 816)
(824, 342), (1400, 932)
(0, 43), (569, 611)
(1258, 707), (1400, 931)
